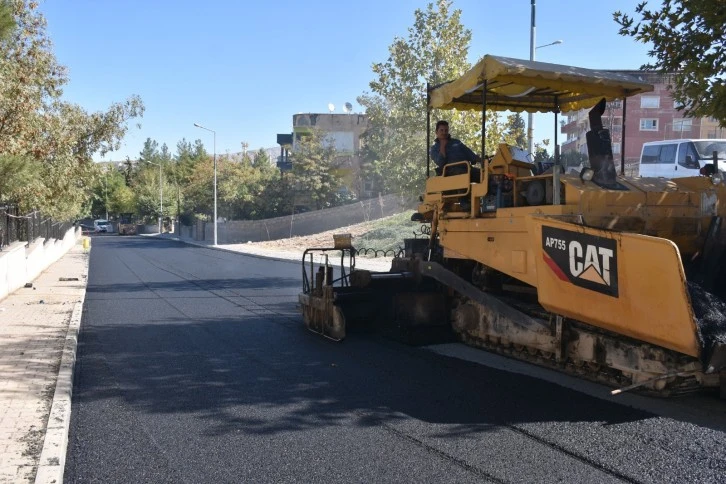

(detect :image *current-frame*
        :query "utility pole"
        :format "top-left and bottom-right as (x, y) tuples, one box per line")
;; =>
(528, 0), (536, 156)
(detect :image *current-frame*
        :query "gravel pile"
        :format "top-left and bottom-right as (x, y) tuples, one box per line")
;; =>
(687, 282), (726, 366)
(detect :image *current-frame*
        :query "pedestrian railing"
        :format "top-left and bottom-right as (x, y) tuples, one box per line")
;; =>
(0, 205), (73, 251)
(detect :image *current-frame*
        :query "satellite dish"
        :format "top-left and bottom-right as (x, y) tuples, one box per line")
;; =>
(344, 102), (353, 113)
(328, 103), (335, 113)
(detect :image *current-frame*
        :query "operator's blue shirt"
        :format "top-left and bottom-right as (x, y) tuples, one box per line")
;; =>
(430, 137), (481, 175)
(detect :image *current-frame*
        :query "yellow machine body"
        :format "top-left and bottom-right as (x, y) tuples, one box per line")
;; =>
(299, 55), (726, 396)
(418, 158), (726, 360)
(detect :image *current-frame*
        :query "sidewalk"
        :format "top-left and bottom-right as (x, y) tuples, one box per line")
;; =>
(0, 241), (89, 484)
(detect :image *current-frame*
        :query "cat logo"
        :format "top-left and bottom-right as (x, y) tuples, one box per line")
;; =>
(542, 226), (619, 297)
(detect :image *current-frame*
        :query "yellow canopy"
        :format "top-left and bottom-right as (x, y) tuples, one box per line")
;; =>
(428, 55), (654, 113)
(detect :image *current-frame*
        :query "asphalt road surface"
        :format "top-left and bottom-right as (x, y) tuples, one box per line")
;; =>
(65, 236), (726, 483)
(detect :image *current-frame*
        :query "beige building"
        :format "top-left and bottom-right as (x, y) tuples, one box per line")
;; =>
(277, 113), (371, 198)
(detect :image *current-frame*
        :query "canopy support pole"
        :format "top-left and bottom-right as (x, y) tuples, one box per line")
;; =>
(553, 95), (561, 205)
(481, 80), (487, 157)
(621, 96), (628, 176)
(426, 83), (431, 178)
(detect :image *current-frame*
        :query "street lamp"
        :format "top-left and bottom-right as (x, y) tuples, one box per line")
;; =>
(145, 160), (163, 234)
(193, 122), (217, 246)
(103, 168), (109, 221)
(527, 0), (563, 156)
(537, 40), (563, 49)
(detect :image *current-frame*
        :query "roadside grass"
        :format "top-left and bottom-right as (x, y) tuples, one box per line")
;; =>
(353, 212), (427, 256)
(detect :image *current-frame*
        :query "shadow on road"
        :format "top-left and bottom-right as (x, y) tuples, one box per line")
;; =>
(72, 311), (657, 439)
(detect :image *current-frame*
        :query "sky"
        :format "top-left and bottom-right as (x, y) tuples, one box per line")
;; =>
(38, 0), (653, 162)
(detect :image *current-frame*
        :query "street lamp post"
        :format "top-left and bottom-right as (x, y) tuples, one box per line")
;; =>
(145, 160), (163, 233)
(527, 0), (562, 156)
(193, 123), (217, 246)
(104, 169), (108, 221)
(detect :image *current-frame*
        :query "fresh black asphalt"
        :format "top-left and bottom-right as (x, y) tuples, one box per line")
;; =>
(64, 236), (726, 483)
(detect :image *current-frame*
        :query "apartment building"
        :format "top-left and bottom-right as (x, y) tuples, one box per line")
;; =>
(561, 71), (725, 173)
(276, 112), (371, 197)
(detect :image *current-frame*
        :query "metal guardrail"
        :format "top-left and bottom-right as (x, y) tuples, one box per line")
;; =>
(0, 205), (73, 251)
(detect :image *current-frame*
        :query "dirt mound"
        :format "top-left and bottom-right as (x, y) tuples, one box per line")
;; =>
(247, 219), (389, 251)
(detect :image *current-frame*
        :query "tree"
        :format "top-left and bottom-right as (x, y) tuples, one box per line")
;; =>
(89, 166), (133, 218)
(175, 138), (206, 185)
(0, 154), (40, 201)
(290, 130), (345, 210)
(614, 1), (726, 125)
(256, 176), (294, 219)
(0, 1), (144, 219)
(357, 0), (503, 196)
(532, 140), (553, 165)
(503, 113), (527, 149)
(139, 138), (160, 163)
(0, 0), (15, 41)
(133, 164), (175, 222)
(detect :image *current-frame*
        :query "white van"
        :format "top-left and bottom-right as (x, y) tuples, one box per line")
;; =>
(638, 139), (726, 178)
(93, 219), (111, 233)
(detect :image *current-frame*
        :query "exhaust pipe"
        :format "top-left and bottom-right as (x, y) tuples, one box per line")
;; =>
(586, 98), (618, 188)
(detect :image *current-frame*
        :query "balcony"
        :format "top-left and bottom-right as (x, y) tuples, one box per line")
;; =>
(276, 156), (292, 172)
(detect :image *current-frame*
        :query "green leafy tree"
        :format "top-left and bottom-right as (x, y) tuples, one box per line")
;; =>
(109, 181), (136, 215)
(90, 166), (133, 218)
(614, 1), (726, 125)
(218, 159), (254, 220)
(159, 142), (172, 162)
(532, 140), (554, 165)
(243, 148), (283, 218)
(252, 147), (273, 171)
(174, 138), (209, 220)
(0, 0), (15, 41)
(139, 138), (160, 164)
(257, 175), (294, 219)
(0, 1), (144, 218)
(175, 138), (206, 184)
(358, 0), (503, 196)
(0, 154), (39, 200)
(121, 157), (135, 186)
(133, 163), (175, 222)
(503, 113), (527, 149)
(290, 130), (344, 210)
(182, 154), (215, 219)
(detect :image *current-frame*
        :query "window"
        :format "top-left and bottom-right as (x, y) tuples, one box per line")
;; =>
(694, 141), (726, 159)
(673, 119), (692, 132)
(612, 142), (621, 154)
(641, 96), (660, 108)
(658, 144), (677, 164)
(640, 118), (658, 131)
(678, 142), (699, 167)
(641, 144), (677, 164)
(641, 145), (660, 164)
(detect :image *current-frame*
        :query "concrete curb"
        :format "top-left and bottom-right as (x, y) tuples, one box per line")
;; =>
(34, 271), (87, 483)
(150, 234), (393, 272)
(152, 234), (305, 266)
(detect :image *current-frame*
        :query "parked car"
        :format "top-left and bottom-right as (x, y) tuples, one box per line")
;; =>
(93, 219), (111, 233)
